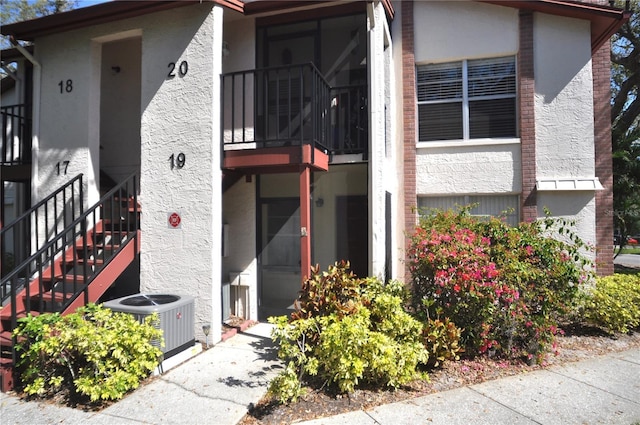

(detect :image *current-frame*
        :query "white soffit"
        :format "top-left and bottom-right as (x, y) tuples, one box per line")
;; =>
(536, 177), (604, 191)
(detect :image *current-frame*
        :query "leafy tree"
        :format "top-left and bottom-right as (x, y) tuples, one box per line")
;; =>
(1, 0), (77, 26)
(1, 0), (78, 52)
(611, 0), (640, 253)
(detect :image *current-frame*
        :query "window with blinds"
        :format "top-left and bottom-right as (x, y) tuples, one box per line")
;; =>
(417, 57), (516, 142)
(418, 195), (520, 226)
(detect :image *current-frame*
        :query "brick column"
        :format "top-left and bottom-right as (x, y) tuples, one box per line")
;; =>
(518, 11), (537, 222)
(593, 42), (614, 276)
(402, 0), (417, 282)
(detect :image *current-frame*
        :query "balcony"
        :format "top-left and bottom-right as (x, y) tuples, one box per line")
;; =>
(221, 63), (367, 173)
(1, 104), (32, 180)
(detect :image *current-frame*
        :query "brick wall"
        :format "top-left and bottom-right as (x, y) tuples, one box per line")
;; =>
(593, 41), (615, 276)
(402, 0), (416, 282)
(518, 10), (537, 222)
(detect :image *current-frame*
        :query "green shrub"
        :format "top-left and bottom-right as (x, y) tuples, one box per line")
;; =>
(14, 303), (163, 403)
(422, 317), (462, 368)
(268, 263), (428, 403)
(292, 261), (364, 321)
(582, 274), (640, 333)
(409, 207), (592, 363)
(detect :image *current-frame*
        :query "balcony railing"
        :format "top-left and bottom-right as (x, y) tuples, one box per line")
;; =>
(1, 104), (32, 166)
(221, 63), (368, 161)
(330, 84), (367, 157)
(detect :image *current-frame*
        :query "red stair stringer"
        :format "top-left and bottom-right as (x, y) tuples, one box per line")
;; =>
(0, 221), (107, 324)
(0, 229), (141, 392)
(61, 230), (141, 315)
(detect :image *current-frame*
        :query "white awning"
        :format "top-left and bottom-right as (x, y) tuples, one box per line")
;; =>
(536, 177), (604, 191)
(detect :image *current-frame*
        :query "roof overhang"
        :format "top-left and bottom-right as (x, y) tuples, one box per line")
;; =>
(1, 0), (394, 42)
(478, 0), (630, 53)
(0, 1), (232, 42)
(243, 0), (393, 19)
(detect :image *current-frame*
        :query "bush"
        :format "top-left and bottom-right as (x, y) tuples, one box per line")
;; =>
(581, 274), (640, 333)
(409, 207), (592, 363)
(422, 317), (462, 368)
(268, 263), (428, 403)
(14, 303), (163, 403)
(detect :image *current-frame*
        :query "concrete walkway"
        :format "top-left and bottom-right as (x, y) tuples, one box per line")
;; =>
(0, 323), (639, 425)
(0, 323), (281, 425)
(299, 349), (640, 425)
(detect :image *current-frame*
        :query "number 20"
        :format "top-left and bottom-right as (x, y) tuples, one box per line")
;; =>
(167, 61), (188, 78)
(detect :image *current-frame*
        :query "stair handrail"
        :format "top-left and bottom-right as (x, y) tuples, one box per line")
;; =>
(0, 174), (83, 232)
(1, 174), (84, 279)
(1, 173), (138, 325)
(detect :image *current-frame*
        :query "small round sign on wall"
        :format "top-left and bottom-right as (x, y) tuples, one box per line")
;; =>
(168, 212), (181, 229)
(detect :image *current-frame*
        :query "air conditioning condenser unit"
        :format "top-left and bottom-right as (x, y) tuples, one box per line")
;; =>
(103, 293), (195, 358)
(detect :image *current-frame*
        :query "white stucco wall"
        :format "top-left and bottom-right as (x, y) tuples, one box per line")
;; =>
(416, 143), (521, 195)
(390, 1), (407, 280)
(140, 5), (222, 344)
(381, 13), (401, 282)
(100, 37), (142, 184)
(414, 1), (518, 64)
(534, 13), (594, 179)
(411, 4), (597, 253)
(538, 192), (596, 251)
(31, 3), (224, 343)
(34, 32), (100, 207)
(221, 12), (256, 144)
(222, 11), (255, 74)
(533, 13), (597, 250)
(413, 1), (520, 197)
(222, 178), (258, 321)
(312, 164), (368, 269)
(367, 1), (389, 279)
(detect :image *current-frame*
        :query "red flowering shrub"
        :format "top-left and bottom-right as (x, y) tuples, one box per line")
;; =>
(409, 208), (592, 363)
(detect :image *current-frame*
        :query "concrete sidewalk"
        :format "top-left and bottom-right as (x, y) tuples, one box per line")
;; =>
(299, 348), (640, 425)
(0, 323), (281, 425)
(0, 323), (639, 425)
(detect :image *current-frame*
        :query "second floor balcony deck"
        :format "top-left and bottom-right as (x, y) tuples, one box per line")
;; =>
(221, 63), (367, 173)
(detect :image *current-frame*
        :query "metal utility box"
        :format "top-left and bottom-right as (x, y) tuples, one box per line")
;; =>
(103, 293), (195, 358)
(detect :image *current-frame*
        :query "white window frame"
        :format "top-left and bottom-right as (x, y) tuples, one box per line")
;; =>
(416, 56), (517, 142)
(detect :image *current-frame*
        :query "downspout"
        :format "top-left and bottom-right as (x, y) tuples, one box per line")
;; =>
(9, 36), (41, 202)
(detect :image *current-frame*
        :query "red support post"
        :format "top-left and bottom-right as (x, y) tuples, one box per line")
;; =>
(299, 166), (312, 281)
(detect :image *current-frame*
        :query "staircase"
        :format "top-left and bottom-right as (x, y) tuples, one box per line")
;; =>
(0, 173), (140, 392)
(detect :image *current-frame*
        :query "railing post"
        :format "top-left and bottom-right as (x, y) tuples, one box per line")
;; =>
(242, 72), (247, 143)
(81, 214), (89, 306)
(301, 65), (306, 159)
(231, 73), (236, 145)
(220, 73), (225, 168)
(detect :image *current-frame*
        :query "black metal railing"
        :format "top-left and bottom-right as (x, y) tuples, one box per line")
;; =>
(221, 64), (368, 161)
(1, 174), (84, 281)
(1, 173), (138, 321)
(1, 104), (32, 166)
(329, 84), (368, 157)
(221, 63), (332, 157)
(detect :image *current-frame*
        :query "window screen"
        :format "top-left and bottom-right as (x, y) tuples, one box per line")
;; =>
(418, 195), (519, 226)
(417, 57), (516, 142)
